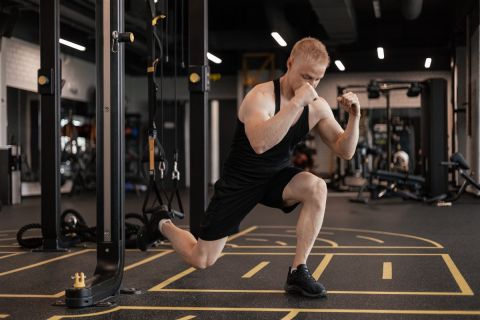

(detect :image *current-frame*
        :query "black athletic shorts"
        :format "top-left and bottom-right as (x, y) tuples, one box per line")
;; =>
(198, 166), (304, 241)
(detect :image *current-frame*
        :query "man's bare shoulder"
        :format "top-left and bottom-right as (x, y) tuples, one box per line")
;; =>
(239, 81), (276, 121)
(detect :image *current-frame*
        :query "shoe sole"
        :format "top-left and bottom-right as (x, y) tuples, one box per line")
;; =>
(284, 284), (327, 298)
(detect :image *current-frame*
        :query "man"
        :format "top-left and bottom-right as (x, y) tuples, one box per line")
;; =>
(139, 37), (360, 298)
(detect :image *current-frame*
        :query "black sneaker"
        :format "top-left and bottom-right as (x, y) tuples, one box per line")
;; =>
(136, 209), (171, 251)
(284, 264), (327, 298)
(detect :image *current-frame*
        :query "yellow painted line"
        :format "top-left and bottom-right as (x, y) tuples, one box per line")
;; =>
(281, 310), (299, 320)
(442, 254), (474, 295)
(242, 261), (270, 278)
(312, 254), (333, 280)
(223, 252), (444, 256)
(47, 306), (480, 319)
(156, 288), (473, 296)
(275, 241), (287, 246)
(324, 227), (443, 248)
(0, 252), (25, 260)
(224, 244), (238, 248)
(176, 316), (196, 320)
(243, 233), (339, 247)
(149, 267), (197, 291)
(0, 250), (174, 298)
(245, 238), (268, 242)
(317, 238), (339, 247)
(0, 292), (65, 298)
(124, 250), (173, 271)
(221, 245), (440, 249)
(227, 226), (257, 242)
(383, 262), (392, 280)
(357, 235), (384, 244)
(0, 315), (9, 319)
(258, 226), (443, 248)
(0, 249), (93, 277)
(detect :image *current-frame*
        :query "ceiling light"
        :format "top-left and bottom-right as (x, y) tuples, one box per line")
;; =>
(334, 60), (345, 71)
(377, 47), (384, 59)
(424, 57), (432, 69)
(59, 38), (86, 51)
(207, 52), (222, 64)
(271, 32), (287, 47)
(372, 0), (381, 18)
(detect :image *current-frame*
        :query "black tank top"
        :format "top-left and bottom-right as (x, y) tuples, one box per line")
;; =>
(222, 78), (310, 182)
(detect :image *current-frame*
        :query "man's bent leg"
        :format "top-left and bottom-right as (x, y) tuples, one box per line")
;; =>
(161, 221), (227, 269)
(282, 172), (327, 268)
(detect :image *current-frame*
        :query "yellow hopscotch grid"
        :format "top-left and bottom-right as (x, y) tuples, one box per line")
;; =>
(149, 252), (474, 296)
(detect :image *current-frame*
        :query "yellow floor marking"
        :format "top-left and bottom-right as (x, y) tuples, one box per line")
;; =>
(0, 250), (174, 298)
(383, 262), (392, 280)
(242, 261), (270, 278)
(442, 254), (474, 295)
(157, 288), (473, 295)
(0, 238), (16, 242)
(0, 252), (25, 260)
(281, 310), (299, 320)
(0, 230), (17, 233)
(245, 238), (268, 242)
(0, 315), (9, 319)
(47, 306), (480, 319)
(224, 252), (444, 256)
(0, 249), (93, 277)
(312, 254), (333, 280)
(124, 250), (173, 271)
(221, 245), (440, 249)
(275, 241), (287, 246)
(357, 235), (385, 244)
(243, 233), (339, 247)
(287, 230), (333, 235)
(258, 226), (443, 248)
(149, 267), (197, 291)
(224, 244), (238, 248)
(324, 227), (443, 248)
(0, 292), (66, 298)
(227, 226), (257, 242)
(176, 316), (196, 320)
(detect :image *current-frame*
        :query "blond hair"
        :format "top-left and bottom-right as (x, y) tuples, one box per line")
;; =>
(290, 37), (330, 66)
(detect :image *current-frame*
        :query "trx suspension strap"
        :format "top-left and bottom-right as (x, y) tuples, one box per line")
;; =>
(167, 0), (185, 219)
(142, 0), (168, 215)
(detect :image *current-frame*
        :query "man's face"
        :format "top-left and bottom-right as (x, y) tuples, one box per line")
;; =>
(287, 56), (326, 91)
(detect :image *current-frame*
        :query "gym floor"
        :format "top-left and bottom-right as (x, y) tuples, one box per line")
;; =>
(1, 192), (480, 319)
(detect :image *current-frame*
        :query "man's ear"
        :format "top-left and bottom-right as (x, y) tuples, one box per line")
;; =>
(287, 56), (293, 70)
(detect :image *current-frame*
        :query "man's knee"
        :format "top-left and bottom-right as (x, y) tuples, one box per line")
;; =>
(190, 254), (220, 270)
(304, 177), (327, 205)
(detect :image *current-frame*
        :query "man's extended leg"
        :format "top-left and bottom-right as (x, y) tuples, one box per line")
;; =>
(160, 221), (227, 269)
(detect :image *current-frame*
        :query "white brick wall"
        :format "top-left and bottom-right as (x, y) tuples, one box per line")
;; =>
(3, 37), (96, 101)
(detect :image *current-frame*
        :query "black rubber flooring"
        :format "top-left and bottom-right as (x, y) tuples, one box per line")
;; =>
(1, 191), (480, 319)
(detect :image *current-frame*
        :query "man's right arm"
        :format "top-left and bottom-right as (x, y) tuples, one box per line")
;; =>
(241, 89), (304, 154)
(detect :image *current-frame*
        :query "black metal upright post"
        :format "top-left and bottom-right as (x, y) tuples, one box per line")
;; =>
(37, 0), (65, 251)
(188, 0), (209, 237)
(385, 91), (391, 171)
(65, 0), (130, 307)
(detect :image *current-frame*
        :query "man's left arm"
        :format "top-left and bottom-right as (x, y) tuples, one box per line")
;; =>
(315, 92), (360, 160)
